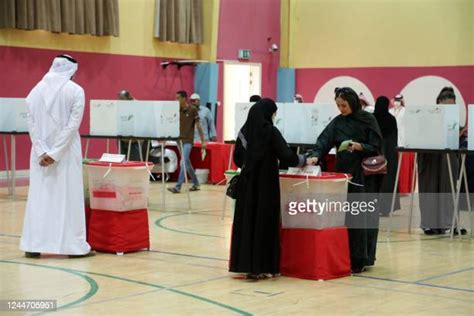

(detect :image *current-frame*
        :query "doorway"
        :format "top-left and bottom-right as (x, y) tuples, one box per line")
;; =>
(223, 62), (262, 141)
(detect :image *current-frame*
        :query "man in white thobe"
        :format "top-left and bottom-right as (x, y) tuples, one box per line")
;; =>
(389, 94), (406, 147)
(20, 55), (92, 258)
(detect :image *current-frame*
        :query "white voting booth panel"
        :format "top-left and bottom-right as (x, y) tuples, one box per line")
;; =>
(90, 100), (180, 138)
(468, 105), (474, 151)
(0, 98), (28, 132)
(404, 104), (459, 149)
(234, 102), (285, 139)
(90, 100), (117, 136)
(283, 103), (339, 144)
(234, 102), (339, 144)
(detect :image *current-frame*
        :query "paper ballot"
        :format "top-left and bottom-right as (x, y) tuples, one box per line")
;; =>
(99, 153), (125, 163)
(287, 166), (321, 176)
(338, 140), (352, 152)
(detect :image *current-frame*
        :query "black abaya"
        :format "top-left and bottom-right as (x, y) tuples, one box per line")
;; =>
(230, 99), (303, 275)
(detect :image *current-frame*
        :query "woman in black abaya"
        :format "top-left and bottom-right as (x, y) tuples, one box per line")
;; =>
(307, 87), (384, 273)
(373, 96), (400, 216)
(230, 98), (306, 280)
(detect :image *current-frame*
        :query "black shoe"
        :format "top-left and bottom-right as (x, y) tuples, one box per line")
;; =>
(451, 227), (468, 235)
(245, 273), (259, 280)
(189, 185), (200, 192)
(167, 187), (180, 193)
(351, 266), (366, 274)
(25, 252), (40, 258)
(423, 228), (443, 235)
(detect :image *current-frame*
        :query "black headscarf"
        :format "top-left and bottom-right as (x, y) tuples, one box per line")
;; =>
(374, 96), (397, 137)
(239, 98), (277, 171)
(335, 87), (383, 140)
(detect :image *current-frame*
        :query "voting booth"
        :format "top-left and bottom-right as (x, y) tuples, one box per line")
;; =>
(0, 98), (28, 133)
(234, 102), (340, 144)
(90, 100), (180, 138)
(468, 105), (474, 151)
(0, 98), (29, 197)
(85, 161), (153, 254)
(279, 172), (352, 280)
(404, 104), (460, 149)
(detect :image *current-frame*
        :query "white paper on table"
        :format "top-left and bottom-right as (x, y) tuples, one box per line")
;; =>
(287, 166), (321, 176)
(99, 153), (125, 163)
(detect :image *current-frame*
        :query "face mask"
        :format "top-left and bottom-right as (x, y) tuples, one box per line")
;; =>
(394, 101), (401, 107)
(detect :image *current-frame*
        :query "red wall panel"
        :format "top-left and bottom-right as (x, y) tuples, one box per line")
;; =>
(0, 46), (194, 171)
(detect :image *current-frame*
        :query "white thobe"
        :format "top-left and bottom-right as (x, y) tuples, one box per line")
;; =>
(20, 81), (91, 255)
(389, 106), (406, 147)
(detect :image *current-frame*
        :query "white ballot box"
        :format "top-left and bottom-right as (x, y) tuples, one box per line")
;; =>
(86, 161), (153, 212)
(279, 172), (350, 229)
(404, 104), (459, 149)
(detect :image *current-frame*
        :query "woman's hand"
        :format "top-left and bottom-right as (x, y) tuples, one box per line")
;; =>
(348, 142), (363, 152)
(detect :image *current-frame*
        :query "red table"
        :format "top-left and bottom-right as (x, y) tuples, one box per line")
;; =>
(168, 142), (236, 184)
(88, 209), (150, 254)
(281, 227), (351, 280)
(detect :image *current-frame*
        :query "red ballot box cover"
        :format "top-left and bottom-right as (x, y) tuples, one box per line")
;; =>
(280, 227), (351, 280)
(88, 209), (150, 253)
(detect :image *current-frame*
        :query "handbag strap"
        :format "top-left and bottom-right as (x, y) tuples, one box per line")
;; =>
(238, 131), (247, 150)
(237, 131), (247, 170)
